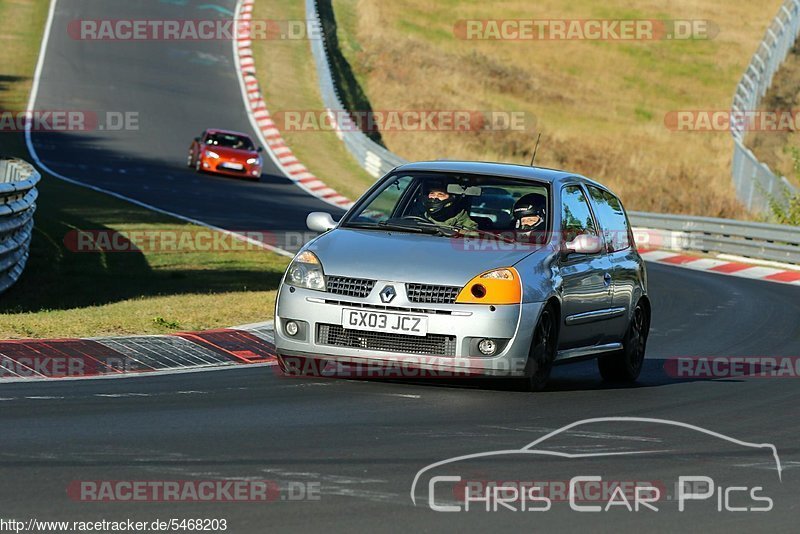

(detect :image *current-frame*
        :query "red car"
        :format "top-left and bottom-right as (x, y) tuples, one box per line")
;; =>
(188, 129), (263, 179)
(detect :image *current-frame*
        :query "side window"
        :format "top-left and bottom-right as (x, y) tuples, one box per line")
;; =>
(587, 186), (631, 252)
(561, 185), (598, 245)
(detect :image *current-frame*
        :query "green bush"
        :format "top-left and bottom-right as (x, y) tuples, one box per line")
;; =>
(766, 148), (800, 226)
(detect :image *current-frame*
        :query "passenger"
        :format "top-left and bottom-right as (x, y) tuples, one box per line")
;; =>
(512, 193), (547, 243)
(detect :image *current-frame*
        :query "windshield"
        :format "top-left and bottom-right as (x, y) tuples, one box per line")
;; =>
(343, 171), (551, 243)
(205, 133), (255, 151)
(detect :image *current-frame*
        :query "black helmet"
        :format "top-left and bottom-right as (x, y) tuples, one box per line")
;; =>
(423, 179), (462, 220)
(513, 193), (547, 230)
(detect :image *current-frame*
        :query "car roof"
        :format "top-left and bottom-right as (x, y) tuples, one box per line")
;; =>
(205, 128), (252, 139)
(393, 160), (609, 191)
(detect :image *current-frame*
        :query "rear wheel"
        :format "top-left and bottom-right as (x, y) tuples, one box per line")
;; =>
(525, 306), (558, 392)
(186, 150), (194, 168)
(598, 301), (649, 383)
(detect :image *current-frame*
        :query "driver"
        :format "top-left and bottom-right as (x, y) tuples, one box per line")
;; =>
(512, 193), (547, 242)
(422, 180), (477, 231)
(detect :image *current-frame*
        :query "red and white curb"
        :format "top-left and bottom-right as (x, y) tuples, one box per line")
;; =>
(0, 323), (277, 382)
(639, 250), (800, 286)
(233, 0), (354, 211)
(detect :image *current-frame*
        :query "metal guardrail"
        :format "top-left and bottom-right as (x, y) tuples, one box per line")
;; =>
(731, 0), (800, 213)
(307, 0), (408, 178)
(0, 159), (39, 294)
(308, 0), (800, 265)
(630, 212), (800, 265)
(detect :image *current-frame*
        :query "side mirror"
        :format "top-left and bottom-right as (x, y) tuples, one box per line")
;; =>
(257, 146), (263, 153)
(307, 212), (337, 233)
(563, 233), (602, 256)
(194, 137), (201, 143)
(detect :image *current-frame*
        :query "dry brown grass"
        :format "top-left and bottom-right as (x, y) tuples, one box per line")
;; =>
(747, 43), (800, 187)
(250, 0), (375, 200)
(331, 0), (785, 217)
(0, 0), (49, 111)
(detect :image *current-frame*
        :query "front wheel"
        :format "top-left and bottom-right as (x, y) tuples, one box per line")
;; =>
(525, 306), (558, 392)
(598, 301), (650, 383)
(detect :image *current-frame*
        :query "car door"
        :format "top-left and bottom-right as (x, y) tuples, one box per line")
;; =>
(586, 185), (639, 340)
(557, 184), (615, 349)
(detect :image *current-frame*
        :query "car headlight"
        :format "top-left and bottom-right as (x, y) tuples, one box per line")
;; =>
(247, 157), (260, 165)
(285, 251), (326, 291)
(455, 267), (521, 305)
(205, 150), (220, 159)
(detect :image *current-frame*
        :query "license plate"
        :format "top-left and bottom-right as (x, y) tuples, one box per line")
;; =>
(342, 309), (428, 337)
(221, 162), (244, 170)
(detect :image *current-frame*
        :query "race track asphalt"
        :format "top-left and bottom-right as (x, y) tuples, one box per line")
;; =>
(1, 263), (799, 532)
(29, 0), (343, 250)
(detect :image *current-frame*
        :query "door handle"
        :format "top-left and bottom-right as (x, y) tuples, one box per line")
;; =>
(603, 272), (612, 286)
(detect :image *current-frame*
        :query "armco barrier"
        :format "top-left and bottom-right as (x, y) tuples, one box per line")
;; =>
(630, 212), (800, 265)
(731, 0), (800, 213)
(0, 159), (39, 294)
(306, 0), (408, 178)
(305, 0), (799, 264)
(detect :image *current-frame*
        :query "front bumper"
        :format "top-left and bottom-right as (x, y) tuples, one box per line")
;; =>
(200, 157), (261, 178)
(274, 284), (545, 377)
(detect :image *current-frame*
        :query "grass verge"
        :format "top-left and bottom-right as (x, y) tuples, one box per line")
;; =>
(250, 0), (376, 201)
(0, 0), (289, 339)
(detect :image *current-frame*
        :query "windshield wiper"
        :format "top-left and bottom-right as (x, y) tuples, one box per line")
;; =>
(376, 220), (437, 234)
(404, 219), (461, 237)
(344, 220), (432, 234)
(415, 220), (520, 244)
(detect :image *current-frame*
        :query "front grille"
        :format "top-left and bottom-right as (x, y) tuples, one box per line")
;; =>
(317, 324), (457, 357)
(406, 283), (462, 304)
(326, 276), (375, 298)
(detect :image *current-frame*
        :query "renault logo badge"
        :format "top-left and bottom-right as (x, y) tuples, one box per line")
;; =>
(380, 285), (396, 304)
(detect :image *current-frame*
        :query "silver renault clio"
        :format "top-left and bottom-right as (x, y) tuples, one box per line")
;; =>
(275, 161), (650, 390)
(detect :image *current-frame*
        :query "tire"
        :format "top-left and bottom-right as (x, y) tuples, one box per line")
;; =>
(186, 150), (194, 168)
(525, 305), (558, 392)
(598, 301), (650, 383)
(195, 157), (202, 173)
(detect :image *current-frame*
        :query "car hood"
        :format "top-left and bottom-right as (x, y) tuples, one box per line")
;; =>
(307, 228), (545, 286)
